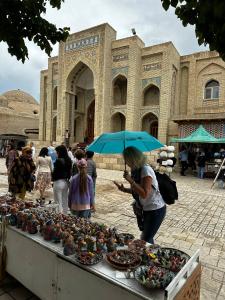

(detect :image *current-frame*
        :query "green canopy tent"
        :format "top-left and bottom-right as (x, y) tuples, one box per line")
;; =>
(170, 125), (222, 143)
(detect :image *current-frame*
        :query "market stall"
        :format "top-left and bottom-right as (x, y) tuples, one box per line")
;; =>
(171, 125), (225, 177)
(0, 197), (201, 300)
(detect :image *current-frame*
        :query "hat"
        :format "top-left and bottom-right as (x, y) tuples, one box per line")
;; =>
(77, 158), (87, 168)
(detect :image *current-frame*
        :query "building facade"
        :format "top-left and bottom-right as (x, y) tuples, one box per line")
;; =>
(39, 23), (225, 147)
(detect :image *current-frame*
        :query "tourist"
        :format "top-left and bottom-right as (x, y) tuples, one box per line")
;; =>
(5, 143), (18, 174)
(72, 149), (85, 176)
(188, 148), (196, 171)
(114, 146), (166, 244)
(86, 150), (97, 191)
(35, 147), (53, 202)
(8, 146), (36, 200)
(48, 142), (57, 167)
(52, 145), (72, 214)
(68, 158), (94, 218)
(64, 129), (70, 148)
(67, 146), (75, 163)
(30, 142), (36, 159)
(179, 146), (188, 176)
(197, 152), (206, 179)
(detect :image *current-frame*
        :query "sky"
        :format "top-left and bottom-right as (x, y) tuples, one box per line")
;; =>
(0, 0), (208, 101)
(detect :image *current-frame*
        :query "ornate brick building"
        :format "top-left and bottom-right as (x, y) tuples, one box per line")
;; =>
(39, 23), (225, 147)
(0, 90), (39, 147)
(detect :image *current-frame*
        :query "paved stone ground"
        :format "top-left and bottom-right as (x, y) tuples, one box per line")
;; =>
(0, 158), (225, 299)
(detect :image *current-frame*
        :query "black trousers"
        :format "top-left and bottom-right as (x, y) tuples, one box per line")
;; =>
(181, 161), (188, 175)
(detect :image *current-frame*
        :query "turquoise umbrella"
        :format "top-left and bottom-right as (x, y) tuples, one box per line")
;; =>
(87, 130), (163, 154)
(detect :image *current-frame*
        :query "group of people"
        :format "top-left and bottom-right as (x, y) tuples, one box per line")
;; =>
(5, 142), (97, 219)
(4, 143), (166, 244)
(179, 146), (207, 179)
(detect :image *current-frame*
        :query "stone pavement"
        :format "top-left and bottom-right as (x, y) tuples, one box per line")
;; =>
(0, 158), (225, 299)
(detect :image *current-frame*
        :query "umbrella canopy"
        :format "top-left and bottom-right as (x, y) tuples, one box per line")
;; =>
(87, 130), (163, 154)
(171, 125), (220, 144)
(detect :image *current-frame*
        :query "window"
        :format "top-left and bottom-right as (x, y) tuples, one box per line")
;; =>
(204, 80), (219, 100)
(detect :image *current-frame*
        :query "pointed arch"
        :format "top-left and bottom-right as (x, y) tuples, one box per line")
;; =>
(112, 74), (127, 106)
(111, 112), (126, 132)
(143, 84), (160, 106)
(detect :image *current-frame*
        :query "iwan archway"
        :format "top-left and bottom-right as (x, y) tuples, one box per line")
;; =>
(66, 62), (95, 144)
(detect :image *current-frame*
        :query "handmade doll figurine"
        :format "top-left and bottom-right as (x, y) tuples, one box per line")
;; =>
(106, 237), (117, 253)
(86, 236), (96, 253)
(21, 213), (28, 231)
(9, 207), (18, 226)
(77, 236), (87, 252)
(16, 211), (23, 228)
(96, 238), (107, 253)
(43, 220), (53, 241)
(27, 214), (39, 234)
(63, 235), (75, 256)
(52, 224), (62, 243)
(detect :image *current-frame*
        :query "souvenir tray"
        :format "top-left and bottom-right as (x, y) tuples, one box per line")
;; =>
(143, 247), (190, 273)
(106, 250), (141, 270)
(128, 239), (146, 254)
(135, 265), (175, 289)
(75, 252), (103, 265)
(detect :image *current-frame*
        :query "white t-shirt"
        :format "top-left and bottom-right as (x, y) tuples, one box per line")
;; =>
(139, 165), (165, 211)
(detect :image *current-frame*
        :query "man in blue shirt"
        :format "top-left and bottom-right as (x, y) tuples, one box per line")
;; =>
(48, 142), (57, 169)
(179, 147), (188, 176)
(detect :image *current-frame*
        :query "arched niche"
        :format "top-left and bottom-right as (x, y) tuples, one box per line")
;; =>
(111, 112), (126, 132)
(113, 75), (127, 106)
(52, 116), (57, 142)
(142, 112), (158, 138)
(179, 66), (189, 114)
(143, 85), (160, 106)
(53, 87), (58, 110)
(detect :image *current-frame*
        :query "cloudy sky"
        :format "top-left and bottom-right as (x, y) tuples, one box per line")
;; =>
(0, 0), (207, 101)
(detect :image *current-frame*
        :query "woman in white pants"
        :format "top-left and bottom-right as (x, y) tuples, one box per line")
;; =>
(52, 145), (72, 214)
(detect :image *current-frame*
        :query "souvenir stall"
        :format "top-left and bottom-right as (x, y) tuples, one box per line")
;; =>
(0, 196), (201, 300)
(171, 125), (225, 177)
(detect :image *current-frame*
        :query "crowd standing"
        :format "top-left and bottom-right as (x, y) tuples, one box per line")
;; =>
(3, 141), (97, 218)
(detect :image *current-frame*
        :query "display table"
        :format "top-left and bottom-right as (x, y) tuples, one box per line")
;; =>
(5, 226), (201, 300)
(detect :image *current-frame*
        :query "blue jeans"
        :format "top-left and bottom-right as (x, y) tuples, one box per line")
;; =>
(141, 206), (166, 244)
(198, 167), (205, 179)
(71, 209), (91, 218)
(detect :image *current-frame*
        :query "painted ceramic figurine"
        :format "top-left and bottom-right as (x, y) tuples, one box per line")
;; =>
(27, 214), (39, 234)
(63, 235), (75, 256)
(52, 224), (62, 243)
(43, 220), (53, 241)
(9, 207), (18, 226)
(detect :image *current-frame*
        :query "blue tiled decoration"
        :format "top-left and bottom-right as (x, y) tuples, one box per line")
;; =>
(142, 77), (161, 89)
(112, 67), (129, 78)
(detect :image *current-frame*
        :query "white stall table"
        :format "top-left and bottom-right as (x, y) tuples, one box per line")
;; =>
(5, 226), (201, 300)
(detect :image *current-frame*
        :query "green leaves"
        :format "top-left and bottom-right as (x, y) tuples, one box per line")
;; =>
(161, 0), (225, 61)
(0, 0), (70, 62)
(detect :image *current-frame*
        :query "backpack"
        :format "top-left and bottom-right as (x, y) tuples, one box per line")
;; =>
(154, 171), (178, 205)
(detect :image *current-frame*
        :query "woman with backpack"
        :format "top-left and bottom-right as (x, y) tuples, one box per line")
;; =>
(52, 145), (72, 214)
(114, 146), (166, 244)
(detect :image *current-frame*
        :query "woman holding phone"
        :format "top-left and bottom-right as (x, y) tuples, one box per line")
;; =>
(114, 146), (166, 244)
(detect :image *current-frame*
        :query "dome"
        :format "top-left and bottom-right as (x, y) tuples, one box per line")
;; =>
(0, 95), (8, 107)
(2, 89), (38, 105)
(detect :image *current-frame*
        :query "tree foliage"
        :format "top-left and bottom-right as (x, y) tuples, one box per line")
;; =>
(0, 0), (70, 62)
(161, 0), (225, 60)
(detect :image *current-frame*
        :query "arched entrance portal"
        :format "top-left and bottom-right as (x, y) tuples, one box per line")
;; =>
(142, 113), (158, 138)
(66, 62), (95, 143)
